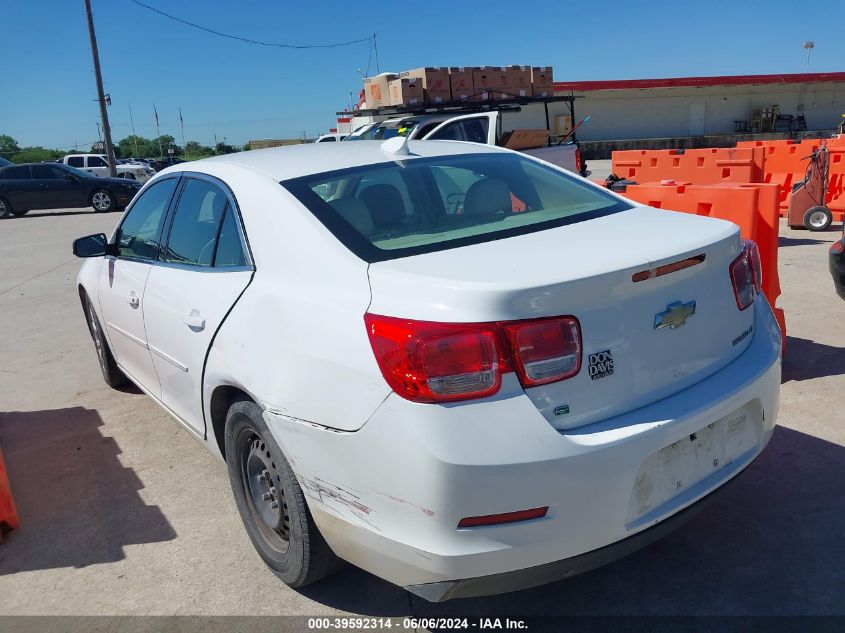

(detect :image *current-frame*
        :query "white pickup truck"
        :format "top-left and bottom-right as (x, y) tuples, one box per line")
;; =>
(345, 111), (587, 177)
(60, 154), (155, 182)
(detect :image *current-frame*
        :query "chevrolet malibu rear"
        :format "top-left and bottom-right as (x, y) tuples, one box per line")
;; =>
(78, 140), (780, 602)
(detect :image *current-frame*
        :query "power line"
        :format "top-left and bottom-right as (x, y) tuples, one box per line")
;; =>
(128, 0), (372, 49)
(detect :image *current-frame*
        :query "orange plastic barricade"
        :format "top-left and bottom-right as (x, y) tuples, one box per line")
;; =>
(825, 147), (845, 222)
(612, 147), (764, 184)
(621, 182), (786, 347)
(0, 447), (19, 541)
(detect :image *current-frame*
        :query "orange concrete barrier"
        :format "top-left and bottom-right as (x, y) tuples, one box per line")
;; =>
(612, 147), (765, 185)
(0, 447), (19, 541)
(621, 182), (786, 346)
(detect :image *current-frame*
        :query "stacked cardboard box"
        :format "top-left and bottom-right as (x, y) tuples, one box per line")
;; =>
(531, 67), (555, 98)
(363, 73), (398, 108)
(449, 67), (476, 101)
(389, 77), (424, 106)
(401, 68), (451, 104)
(362, 66), (555, 107)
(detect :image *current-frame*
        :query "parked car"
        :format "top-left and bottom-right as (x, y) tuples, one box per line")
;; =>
(149, 156), (186, 172)
(314, 133), (348, 143)
(60, 154), (155, 182)
(0, 162), (141, 216)
(345, 111), (586, 176)
(830, 233), (845, 299)
(72, 140), (780, 601)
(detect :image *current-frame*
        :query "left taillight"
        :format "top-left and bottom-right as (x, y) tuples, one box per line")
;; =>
(730, 239), (762, 311)
(501, 317), (581, 387)
(364, 314), (582, 403)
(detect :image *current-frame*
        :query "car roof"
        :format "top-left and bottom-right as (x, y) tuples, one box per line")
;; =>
(172, 140), (506, 182)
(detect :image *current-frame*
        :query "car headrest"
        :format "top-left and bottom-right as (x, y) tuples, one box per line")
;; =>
(358, 184), (405, 229)
(329, 198), (374, 236)
(463, 177), (512, 216)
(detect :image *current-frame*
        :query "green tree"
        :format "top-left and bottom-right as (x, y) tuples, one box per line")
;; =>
(184, 141), (214, 159)
(12, 146), (62, 163)
(0, 134), (21, 159)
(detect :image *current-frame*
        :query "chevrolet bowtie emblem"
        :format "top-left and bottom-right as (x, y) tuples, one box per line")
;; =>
(654, 300), (696, 330)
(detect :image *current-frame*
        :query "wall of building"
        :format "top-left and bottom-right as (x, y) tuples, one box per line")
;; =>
(551, 82), (845, 142)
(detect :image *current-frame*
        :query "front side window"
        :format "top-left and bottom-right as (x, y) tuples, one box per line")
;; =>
(32, 165), (68, 180)
(88, 156), (107, 168)
(282, 153), (631, 263)
(116, 178), (179, 260)
(67, 156), (84, 168)
(162, 178), (228, 267)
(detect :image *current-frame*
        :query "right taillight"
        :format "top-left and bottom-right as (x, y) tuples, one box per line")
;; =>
(730, 240), (761, 310)
(364, 314), (582, 403)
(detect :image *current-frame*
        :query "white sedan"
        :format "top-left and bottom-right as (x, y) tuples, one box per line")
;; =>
(73, 139), (781, 601)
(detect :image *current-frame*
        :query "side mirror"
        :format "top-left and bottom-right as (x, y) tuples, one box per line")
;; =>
(64, 174), (76, 182)
(73, 233), (114, 258)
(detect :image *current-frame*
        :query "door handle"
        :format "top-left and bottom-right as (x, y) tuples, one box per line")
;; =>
(184, 310), (206, 331)
(128, 292), (139, 308)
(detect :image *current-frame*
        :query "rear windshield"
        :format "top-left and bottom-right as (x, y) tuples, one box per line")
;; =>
(281, 152), (631, 262)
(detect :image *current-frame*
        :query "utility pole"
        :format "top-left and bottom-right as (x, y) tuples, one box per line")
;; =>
(372, 33), (380, 74)
(84, 0), (117, 176)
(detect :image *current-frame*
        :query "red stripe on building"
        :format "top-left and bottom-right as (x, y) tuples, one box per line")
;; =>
(554, 72), (845, 92)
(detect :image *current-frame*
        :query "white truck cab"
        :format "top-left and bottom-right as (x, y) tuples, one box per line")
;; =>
(60, 154), (154, 182)
(344, 111), (586, 176)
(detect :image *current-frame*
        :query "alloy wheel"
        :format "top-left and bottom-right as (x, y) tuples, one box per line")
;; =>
(92, 191), (112, 211)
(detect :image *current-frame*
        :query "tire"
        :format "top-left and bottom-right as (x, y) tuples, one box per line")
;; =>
(804, 205), (833, 232)
(85, 297), (128, 388)
(0, 196), (27, 217)
(224, 399), (342, 588)
(91, 189), (115, 213)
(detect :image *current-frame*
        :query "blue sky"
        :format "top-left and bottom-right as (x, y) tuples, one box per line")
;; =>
(3, 0), (843, 149)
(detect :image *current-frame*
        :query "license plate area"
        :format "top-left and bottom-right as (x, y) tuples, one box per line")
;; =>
(625, 400), (762, 528)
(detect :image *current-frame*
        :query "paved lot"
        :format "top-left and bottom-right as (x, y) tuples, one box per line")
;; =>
(1, 171), (844, 618)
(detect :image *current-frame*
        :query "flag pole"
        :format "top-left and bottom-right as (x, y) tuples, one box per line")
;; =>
(154, 104), (163, 159)
(128, 103), (139, 158)
(179, 107), (186, 156)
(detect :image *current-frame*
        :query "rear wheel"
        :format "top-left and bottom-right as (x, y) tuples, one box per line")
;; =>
(85, 297), (128, 388)
(224, 399), (342, 588)
(0, 196), (27, 217)
(91, 189), (115, 213)
(804, 206), (833, 231)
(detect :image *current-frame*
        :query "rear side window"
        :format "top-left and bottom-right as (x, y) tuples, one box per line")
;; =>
(67, 157), (84, 168)
(0, 166), (31, 180)
(213, 207), (247, 267)
(117, 178), (179, 260)
(427, 118), (489, 143)
(282, 153), (631, 263)
(163, 179), (228, 267)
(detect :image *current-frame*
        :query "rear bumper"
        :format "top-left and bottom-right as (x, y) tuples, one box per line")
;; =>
(405, 468), (739, 602)
(266, 295), (781, 598)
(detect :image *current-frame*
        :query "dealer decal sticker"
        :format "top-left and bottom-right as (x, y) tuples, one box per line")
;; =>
(588, 350), (614, 381)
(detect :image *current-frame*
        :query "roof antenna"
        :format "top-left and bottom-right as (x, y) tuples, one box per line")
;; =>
(380, 135), (411, 156)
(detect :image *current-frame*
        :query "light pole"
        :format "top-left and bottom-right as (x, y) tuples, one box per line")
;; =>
(804, 41), (815, 73)
(84, 0), (117, 176)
